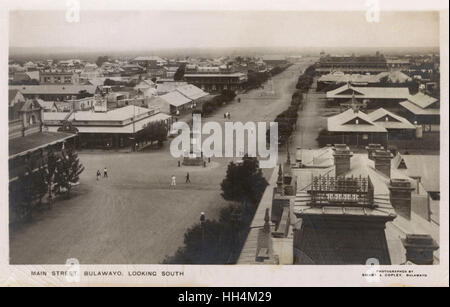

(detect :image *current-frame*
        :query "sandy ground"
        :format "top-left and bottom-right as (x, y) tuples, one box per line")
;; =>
(9, 60), (316, 264)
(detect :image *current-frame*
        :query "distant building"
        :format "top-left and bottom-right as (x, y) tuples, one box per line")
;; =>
(262, 55), (288, 67)
(40, 71), (80, 84)
(326, 84), (410, 107)
(9, 85), (98, 101)
(131, 56), (167, 68)
(316, 54), (388, 74)
(43, 105), (172, 149)
(183, 72), (247, 92)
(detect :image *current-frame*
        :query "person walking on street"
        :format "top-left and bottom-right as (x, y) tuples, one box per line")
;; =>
(186, 172), (191, 184)
(170, 175), (176, 188)
(103, 167), (108, 178)
(96, 170), (101, 181)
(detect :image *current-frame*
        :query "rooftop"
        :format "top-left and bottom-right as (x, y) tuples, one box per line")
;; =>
(327, 108), (387, 133)
(367, 108), (416, 130)
(9, 131), (76, 158)
(326, 84), (410, 100)
(9, 85), (97, 95)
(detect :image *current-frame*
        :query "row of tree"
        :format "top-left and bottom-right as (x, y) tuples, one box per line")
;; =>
(11, 145), (84, 223)
(135, 121), (168, 148)
(268, 91), (304, 146)
(163, 156), (268, 264)
(201, 90), (237, 116)
(243, 64), (291, 92)
(296, 64), (316, 91)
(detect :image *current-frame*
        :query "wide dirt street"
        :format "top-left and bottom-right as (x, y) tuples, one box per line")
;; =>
(10, 59), (315, 264)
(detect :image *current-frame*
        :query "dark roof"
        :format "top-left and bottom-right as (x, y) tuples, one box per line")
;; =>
(9, 131), (76, 158)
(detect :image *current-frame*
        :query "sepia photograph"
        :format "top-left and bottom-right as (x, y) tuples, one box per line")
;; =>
(1, 0), (448, 288)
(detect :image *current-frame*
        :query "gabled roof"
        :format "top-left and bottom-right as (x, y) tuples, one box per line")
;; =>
(326, 84), (410, 100)
(38, 100), (58, 110)
(399, 101), (440, 116)
(175, 84), (209, 100)
(405, 92), (438, 109)
(159, 91), (192, 107)
(155, 82), (188, 95)
(396, 154), (440, 192)
(8, 89), (23, 105)
(327, 108), (386, 132)
(368, 108), (415, 130)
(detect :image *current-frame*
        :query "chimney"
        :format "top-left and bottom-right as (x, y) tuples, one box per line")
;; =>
(365, 143), (384, 161)
(388, 179), (415, 219)
(276, 164), (284, 195)
(333, 144), (353, 177)
(401, 234), (439, 265)
(373, 149), (393, 178)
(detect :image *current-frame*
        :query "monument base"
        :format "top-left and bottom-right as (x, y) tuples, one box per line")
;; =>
(182, 155), (205, 166)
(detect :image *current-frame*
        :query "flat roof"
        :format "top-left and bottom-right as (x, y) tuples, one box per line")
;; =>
(9, 131), (76, 158)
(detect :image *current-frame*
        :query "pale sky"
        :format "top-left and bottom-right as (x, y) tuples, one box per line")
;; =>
(9, 10), (440, 50)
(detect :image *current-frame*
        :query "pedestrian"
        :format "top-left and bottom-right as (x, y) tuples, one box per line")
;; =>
(96, 170), (101, 181)
(170, 175), (176, 188)
(224, 113), (227, 119)
(103, 167), (108, 178)
(227, 112), (231, 119)
(185, 172), (191, 184)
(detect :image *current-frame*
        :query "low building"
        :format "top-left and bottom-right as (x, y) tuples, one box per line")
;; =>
(42, 105), (172, 149)
(399, 92), (440, 128)
(9, 85), (98, 101)
(326, 84), (410, 107)
(367, 108), (416, 139)
(156, 91), (193, 114)
(40, 71), (80, 84)
(9, 96), (77, 223)
(326, 107), (388, 147)
(183, 72), (247, 92)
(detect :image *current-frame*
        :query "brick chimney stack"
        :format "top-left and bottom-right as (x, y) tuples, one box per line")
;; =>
(365, 143), (384, 161)
(373, 149), (393, 178)
(388, 179), (415, 219)
(333, 144), (353, 177)
(401, 234), (439, 265)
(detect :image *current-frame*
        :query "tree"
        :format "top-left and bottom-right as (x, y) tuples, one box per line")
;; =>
(174, 63), (186, 81)
(46, 149), (58, 208)
(53, 145), (84, 198)
(95, 56), (109, 67)
(32, 164), (48, 206)
(221, 156), (268, 210)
